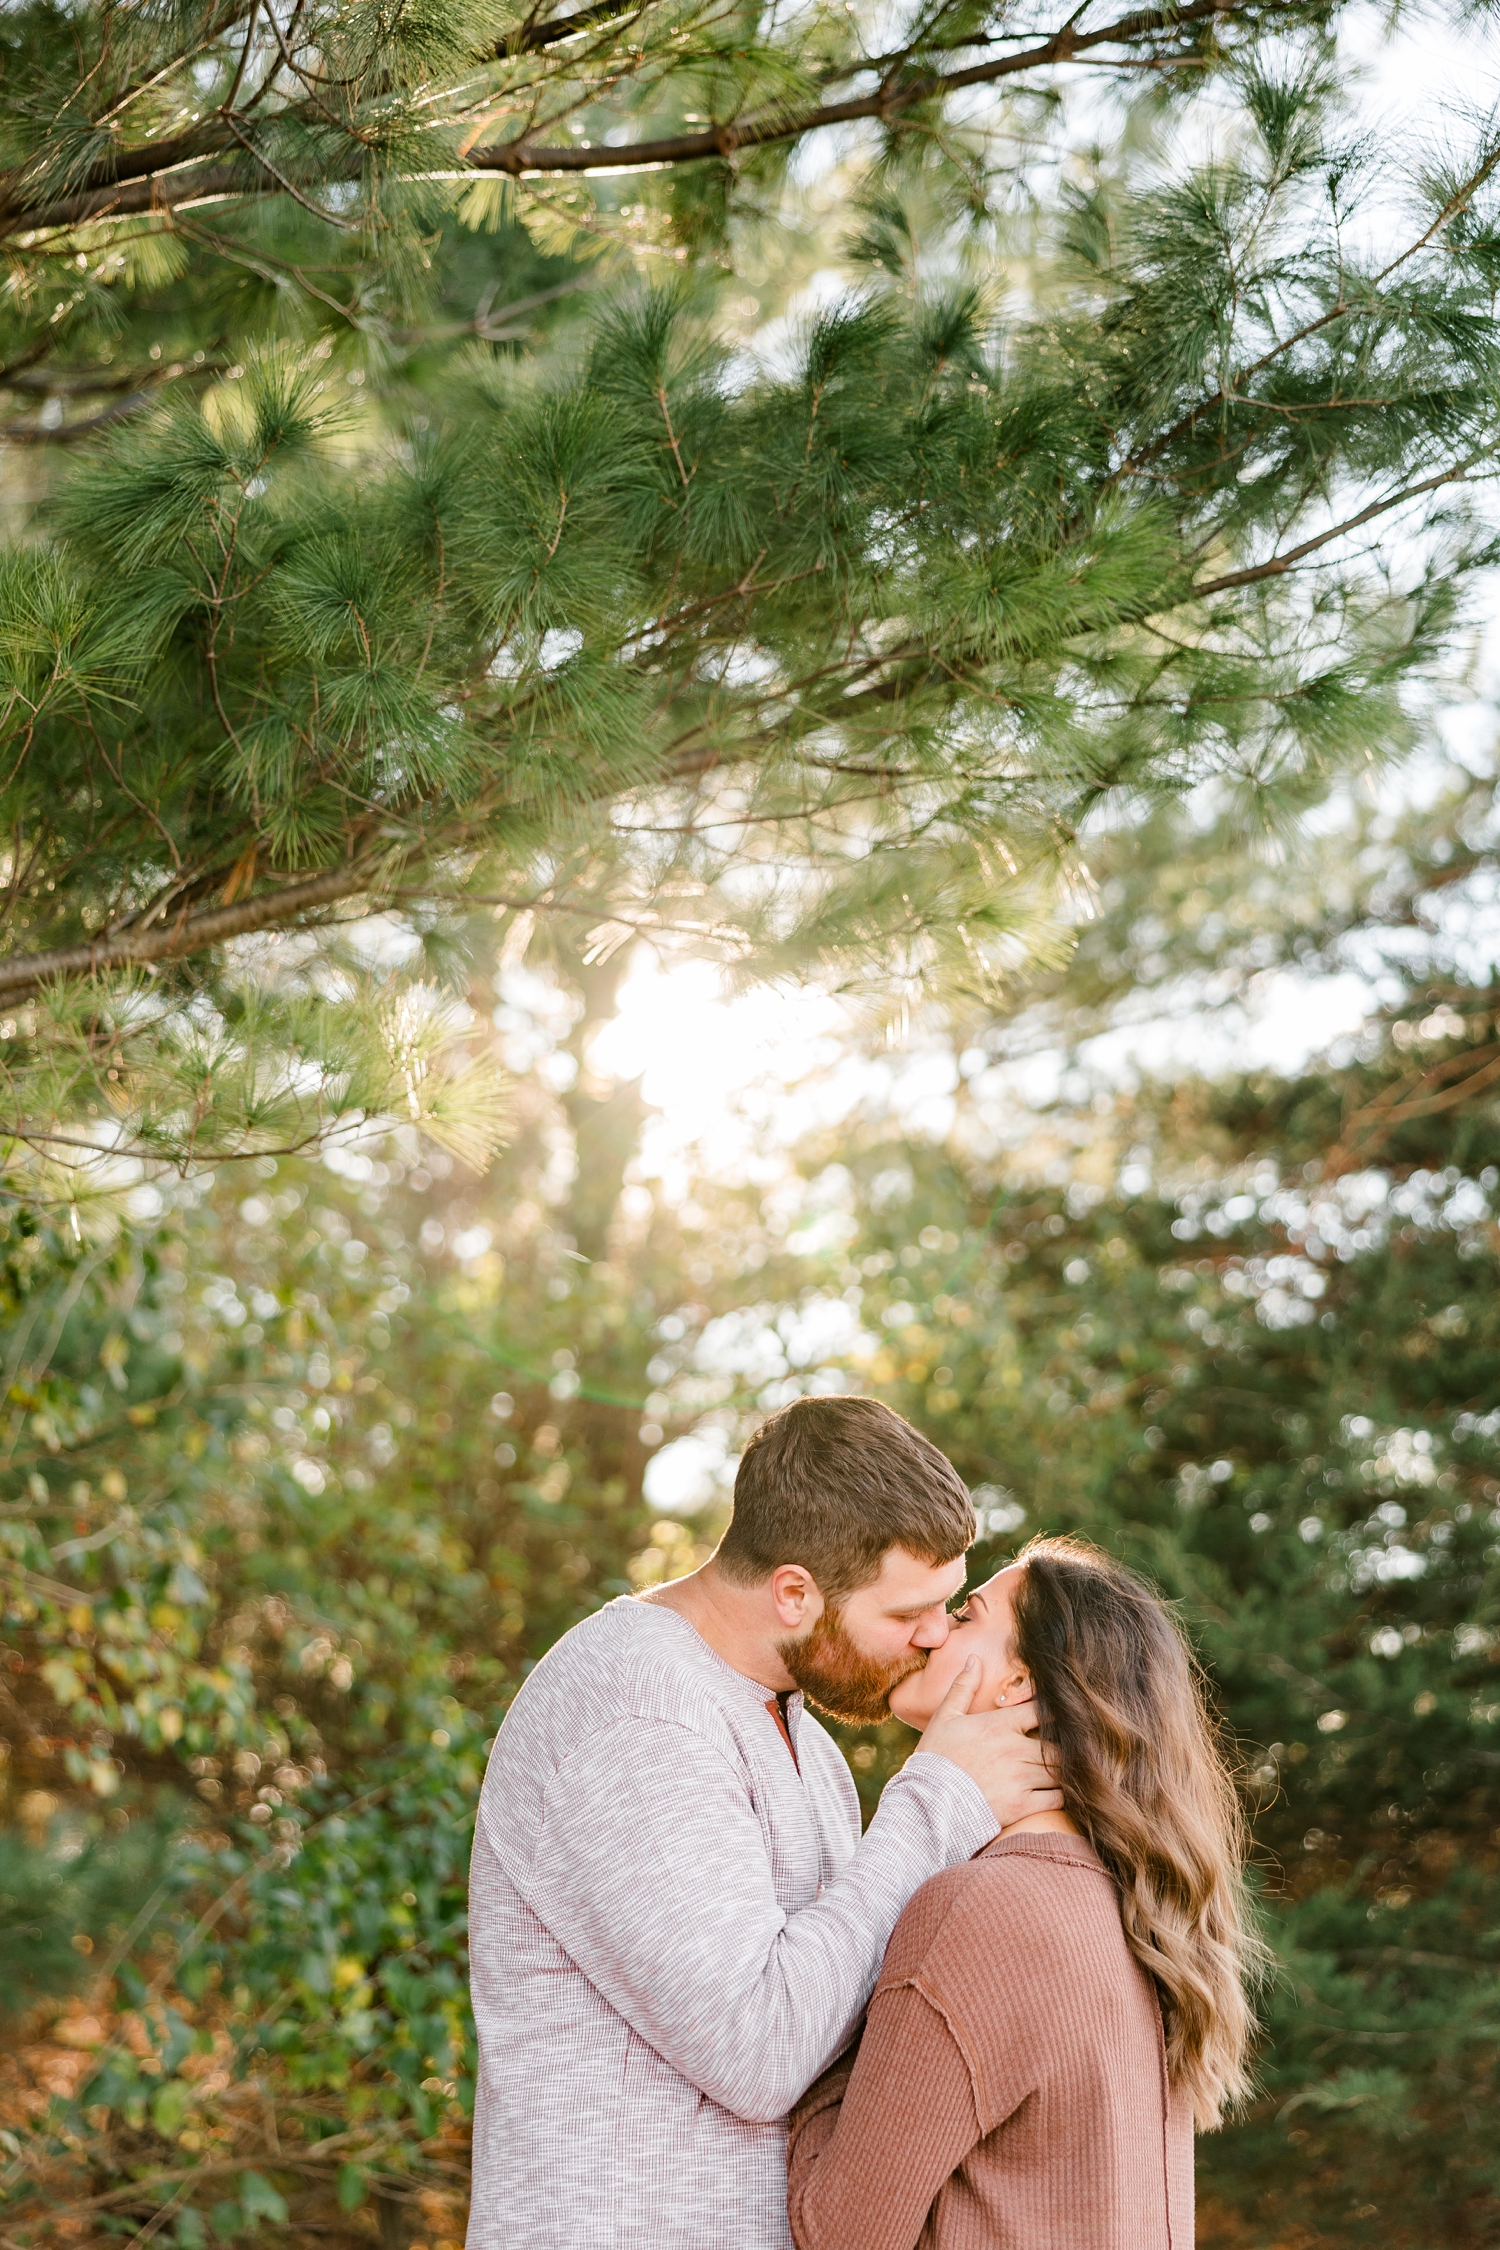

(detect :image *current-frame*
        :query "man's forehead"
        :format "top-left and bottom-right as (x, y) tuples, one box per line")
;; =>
(874, 1546), (967, 1602)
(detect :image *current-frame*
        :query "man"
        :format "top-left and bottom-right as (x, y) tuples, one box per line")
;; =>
(466, 1394), (1060, 2250)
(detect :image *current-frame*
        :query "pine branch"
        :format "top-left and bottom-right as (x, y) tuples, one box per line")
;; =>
(4, 122), (225, 207)
(0, 0), (641, 234)
(1322, 1041), (1500, 1175)
(0, 0), (1300, 234)
(94, 0), (259, 129)
(493, 0), (650, 57)
(221, 113), (362, 229)
(0, 865), (377, 998)
(1191, 458), (1481, 597)
(1110, 137), (1500, 487)
(472, 0), (1284, 177)
(11, 161), (255, 234)
(0, 129), (1487, 1176)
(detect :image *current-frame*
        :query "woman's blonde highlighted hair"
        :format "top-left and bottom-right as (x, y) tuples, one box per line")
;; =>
(1011, 1534), (1265, 2128)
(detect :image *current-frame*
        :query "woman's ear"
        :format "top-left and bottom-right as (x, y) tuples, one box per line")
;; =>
(995, 1664), (1034, 1708)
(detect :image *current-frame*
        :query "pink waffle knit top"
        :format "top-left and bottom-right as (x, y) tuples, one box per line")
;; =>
(786, 1830), (1195, 2250)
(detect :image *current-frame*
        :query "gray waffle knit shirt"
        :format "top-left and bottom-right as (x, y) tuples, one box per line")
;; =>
(465, 1596), (998, 2250)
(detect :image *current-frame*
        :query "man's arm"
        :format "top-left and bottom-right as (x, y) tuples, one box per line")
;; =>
(498, 1712), (995, 2125)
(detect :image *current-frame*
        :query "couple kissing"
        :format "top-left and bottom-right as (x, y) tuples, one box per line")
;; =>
(466, 1393), (1258, 2250)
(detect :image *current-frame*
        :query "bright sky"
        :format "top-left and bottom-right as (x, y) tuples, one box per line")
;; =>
(586, 947), (1379, 1180)
(588, 962), (853, 1176)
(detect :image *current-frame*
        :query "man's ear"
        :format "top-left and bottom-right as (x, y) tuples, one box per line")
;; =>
(768, 1564), (824, 1632)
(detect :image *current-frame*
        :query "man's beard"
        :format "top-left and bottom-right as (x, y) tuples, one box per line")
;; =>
(778, 1606), (928, 1726)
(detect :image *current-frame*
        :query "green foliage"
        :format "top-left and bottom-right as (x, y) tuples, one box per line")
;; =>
(0, 1092), (681, 2237)
(0, 1817), (172, 2013)
(0, 0), (1339, 321)
(8, 112), (1500, 1175)
(222, 1743), (481, 2124)
(4, 8), (1500, 1184)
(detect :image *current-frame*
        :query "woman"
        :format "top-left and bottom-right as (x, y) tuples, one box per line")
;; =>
(786, 1535), (1262, 2250)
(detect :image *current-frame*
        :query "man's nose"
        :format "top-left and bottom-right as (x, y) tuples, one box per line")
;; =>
(912, 1608), (951, 1650)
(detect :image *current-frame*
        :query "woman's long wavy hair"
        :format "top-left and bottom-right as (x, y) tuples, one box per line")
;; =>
(1010, 1535), (1265, 2128)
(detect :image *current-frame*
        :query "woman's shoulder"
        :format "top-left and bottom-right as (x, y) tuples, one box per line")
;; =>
(976, 1829), (1111, 1881)
(877, 1832), (1122, 1993)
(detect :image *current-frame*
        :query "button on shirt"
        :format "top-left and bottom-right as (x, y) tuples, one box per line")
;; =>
(466, 1597), (998, 2250)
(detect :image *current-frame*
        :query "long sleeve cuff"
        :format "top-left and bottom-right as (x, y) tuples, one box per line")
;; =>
(881, 1747), (999, 1857)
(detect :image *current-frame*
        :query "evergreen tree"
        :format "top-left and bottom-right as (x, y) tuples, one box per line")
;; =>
(6, 53), (1500, 1186)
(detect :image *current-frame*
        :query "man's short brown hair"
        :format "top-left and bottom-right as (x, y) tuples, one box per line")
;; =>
(716, 1394), (974, 1600)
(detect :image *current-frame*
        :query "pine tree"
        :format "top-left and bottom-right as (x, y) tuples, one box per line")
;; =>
(5, 44), (1500, 1188)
